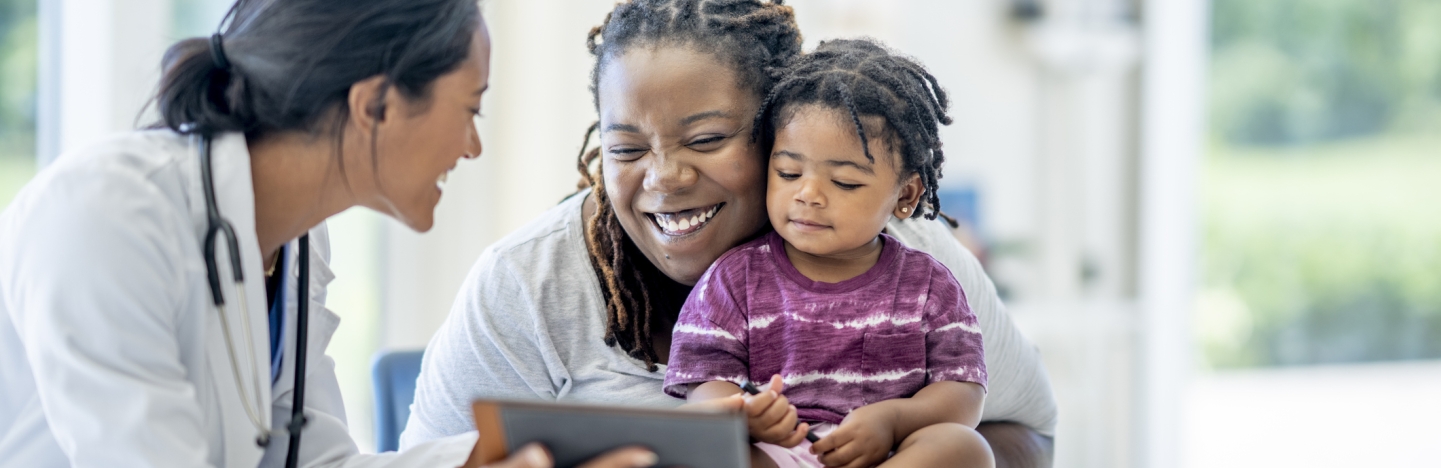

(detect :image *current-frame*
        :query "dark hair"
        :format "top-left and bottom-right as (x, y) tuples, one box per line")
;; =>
(755, 38), (954, 221)
(575, 0), (803, 371)
(156, 0), (479, 139)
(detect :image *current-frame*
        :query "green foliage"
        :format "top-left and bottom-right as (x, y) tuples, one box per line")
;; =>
(1203, 0), (1441, 369)
(1199, 137), (1441, 368)
(0, 0), (36, 161)
(1209, 0), (1441, 145)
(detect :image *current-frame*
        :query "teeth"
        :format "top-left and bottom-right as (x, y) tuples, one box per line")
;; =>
(654, 204), (724, 234)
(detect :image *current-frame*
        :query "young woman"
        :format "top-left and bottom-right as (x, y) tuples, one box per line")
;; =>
(403, 0), (1059, 465)
(0, 0), (652, 467)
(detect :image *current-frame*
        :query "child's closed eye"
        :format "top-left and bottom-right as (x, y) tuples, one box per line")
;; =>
(775, 170), (800, 181)
(833, 181), (863, 190)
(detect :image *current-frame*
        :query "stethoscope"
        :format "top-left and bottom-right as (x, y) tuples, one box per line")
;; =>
(199, 134), (310, 468)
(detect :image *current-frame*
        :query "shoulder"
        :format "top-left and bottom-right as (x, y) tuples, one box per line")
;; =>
(3, 130), (195, 243)
(886, 216), (989, 289)
(455, 191), (599, 318)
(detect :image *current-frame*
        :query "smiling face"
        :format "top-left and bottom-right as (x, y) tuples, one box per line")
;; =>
(767, 105), (924, 258)
(363, 18), (491, 232)
(597, 46), (769, 285)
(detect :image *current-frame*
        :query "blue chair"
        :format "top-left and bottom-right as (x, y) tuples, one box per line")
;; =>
(371, 349), (425, 452)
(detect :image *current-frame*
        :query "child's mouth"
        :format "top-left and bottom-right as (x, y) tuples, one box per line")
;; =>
(647, 203), (724, 237)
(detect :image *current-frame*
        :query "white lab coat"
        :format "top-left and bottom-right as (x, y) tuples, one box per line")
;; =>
(0, 131), (477, 467)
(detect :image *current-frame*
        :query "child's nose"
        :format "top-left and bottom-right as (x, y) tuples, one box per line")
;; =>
(794, 179), (825, 207)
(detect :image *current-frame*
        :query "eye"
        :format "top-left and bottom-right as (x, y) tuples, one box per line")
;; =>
(608, 146), (648, 161)
(833, 181), (863, 190)
(685, 135), (727, 151)
(775, 170), (799, 181)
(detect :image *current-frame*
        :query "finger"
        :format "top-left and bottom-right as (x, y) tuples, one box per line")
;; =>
(743, 390), (778, 418)
(816, 440), (858, 467)
(576, 446), (659, 468)
(775, 405), (799, 437)
(754, 395), (792, 429)
(767, 374), (784, 394)
(486, 443), (552, 468)
(776, 422), (810, 448)
(810, 428), (849, 455)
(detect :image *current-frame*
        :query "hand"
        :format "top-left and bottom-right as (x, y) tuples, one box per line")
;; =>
(482, 443), (659, 468)
(743, 375), (811, 448)
(810, 404), (896, 468)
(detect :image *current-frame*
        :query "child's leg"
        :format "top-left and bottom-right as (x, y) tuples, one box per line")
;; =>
(880, 422), (995, 468)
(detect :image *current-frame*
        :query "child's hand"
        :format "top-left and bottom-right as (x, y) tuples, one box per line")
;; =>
(743, 375), (811, 448)
(810, 404), (896, 468)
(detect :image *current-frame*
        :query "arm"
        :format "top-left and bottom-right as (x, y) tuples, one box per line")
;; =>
(689, 378), (809, 447)
(977, 422), (1054, 468)
(865, 381), (985, 440)
(399, 252), (563, 449)
(5, 168), (211, 467)
(887, 217), (1059, 434)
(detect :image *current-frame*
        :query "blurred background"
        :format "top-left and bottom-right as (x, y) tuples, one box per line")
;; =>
(1, 0), (1438, 466)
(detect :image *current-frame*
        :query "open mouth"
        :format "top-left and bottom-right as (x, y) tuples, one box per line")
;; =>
(647, 203), (724, 237)
(435, 168), (453, 192)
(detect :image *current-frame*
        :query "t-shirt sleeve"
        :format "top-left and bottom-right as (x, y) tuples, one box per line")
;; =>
(662, 257), (751, 399)
(923, 260), (989, 390)
(400, 251), (560, 449)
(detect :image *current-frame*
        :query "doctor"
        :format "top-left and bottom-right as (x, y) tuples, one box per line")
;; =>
(0, 0), (661, 467)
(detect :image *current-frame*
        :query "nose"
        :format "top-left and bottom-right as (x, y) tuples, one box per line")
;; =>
(794, 176), (825, 207)
(463, 115), (483, 159)
(641, 148), (697, 194)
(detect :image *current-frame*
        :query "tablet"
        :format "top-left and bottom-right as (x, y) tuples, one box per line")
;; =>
(463, 399), (748, 468)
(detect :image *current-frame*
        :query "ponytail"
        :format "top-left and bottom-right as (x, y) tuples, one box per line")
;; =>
(157, 36), (251, 135)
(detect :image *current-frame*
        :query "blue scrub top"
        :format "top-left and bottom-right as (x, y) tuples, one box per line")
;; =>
(268, 246), (287, 383)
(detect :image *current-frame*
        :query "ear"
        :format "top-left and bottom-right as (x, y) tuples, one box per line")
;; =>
(347, 75), (395, 135)
(893, 173), (924, 218)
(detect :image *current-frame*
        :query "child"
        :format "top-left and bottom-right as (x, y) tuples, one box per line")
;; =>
(663, 39), (993, 468)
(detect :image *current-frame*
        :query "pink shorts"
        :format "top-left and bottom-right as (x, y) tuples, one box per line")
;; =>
(754, 423), (837, 468)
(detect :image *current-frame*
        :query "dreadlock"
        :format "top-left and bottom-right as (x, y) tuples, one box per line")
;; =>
(576, 0), (802, 371)
(754, 38), (955, 223)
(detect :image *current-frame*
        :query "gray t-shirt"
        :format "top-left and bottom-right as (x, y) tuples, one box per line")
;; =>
(399, 191), (1057, 450)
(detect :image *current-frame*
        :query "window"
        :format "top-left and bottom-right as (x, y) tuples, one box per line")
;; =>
(1189, 1), (1441, 465)
(0, 0), (36, 209)
(1201, 0), (1441, 370)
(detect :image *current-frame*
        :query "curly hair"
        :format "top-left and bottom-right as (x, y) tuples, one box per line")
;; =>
(753, 38), (955, 221)
(575, 0), (802, 371)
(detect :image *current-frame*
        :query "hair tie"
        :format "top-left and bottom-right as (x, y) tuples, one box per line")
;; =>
(209, 34), (231, 70)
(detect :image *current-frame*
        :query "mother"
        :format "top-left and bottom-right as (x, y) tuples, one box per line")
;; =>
(402, 0), (1058, 465)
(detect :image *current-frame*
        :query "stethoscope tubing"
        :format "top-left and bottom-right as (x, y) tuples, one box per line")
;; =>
(199, 134), (309, 467)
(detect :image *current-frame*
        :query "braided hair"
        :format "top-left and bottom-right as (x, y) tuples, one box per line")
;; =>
(754, 38), (954, 222)
(575, 0), (803, 371)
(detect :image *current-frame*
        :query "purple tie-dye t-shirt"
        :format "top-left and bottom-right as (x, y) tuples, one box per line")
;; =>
(663, 231), (987, 424)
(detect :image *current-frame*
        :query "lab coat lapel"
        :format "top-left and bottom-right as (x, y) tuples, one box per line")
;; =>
(187, 132), (272, 468)
(271, 227), (338, 400)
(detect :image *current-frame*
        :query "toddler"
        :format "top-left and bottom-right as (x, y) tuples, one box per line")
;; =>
(664, 39), (992, 468)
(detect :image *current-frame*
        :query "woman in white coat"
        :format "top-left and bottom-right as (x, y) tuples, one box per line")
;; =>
(0, 1), (660, 467)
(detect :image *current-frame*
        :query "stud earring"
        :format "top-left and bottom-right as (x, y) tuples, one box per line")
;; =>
(900, 207), (910, 214)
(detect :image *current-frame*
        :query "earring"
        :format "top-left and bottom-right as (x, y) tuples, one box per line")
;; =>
(900, 207), (910, 214)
